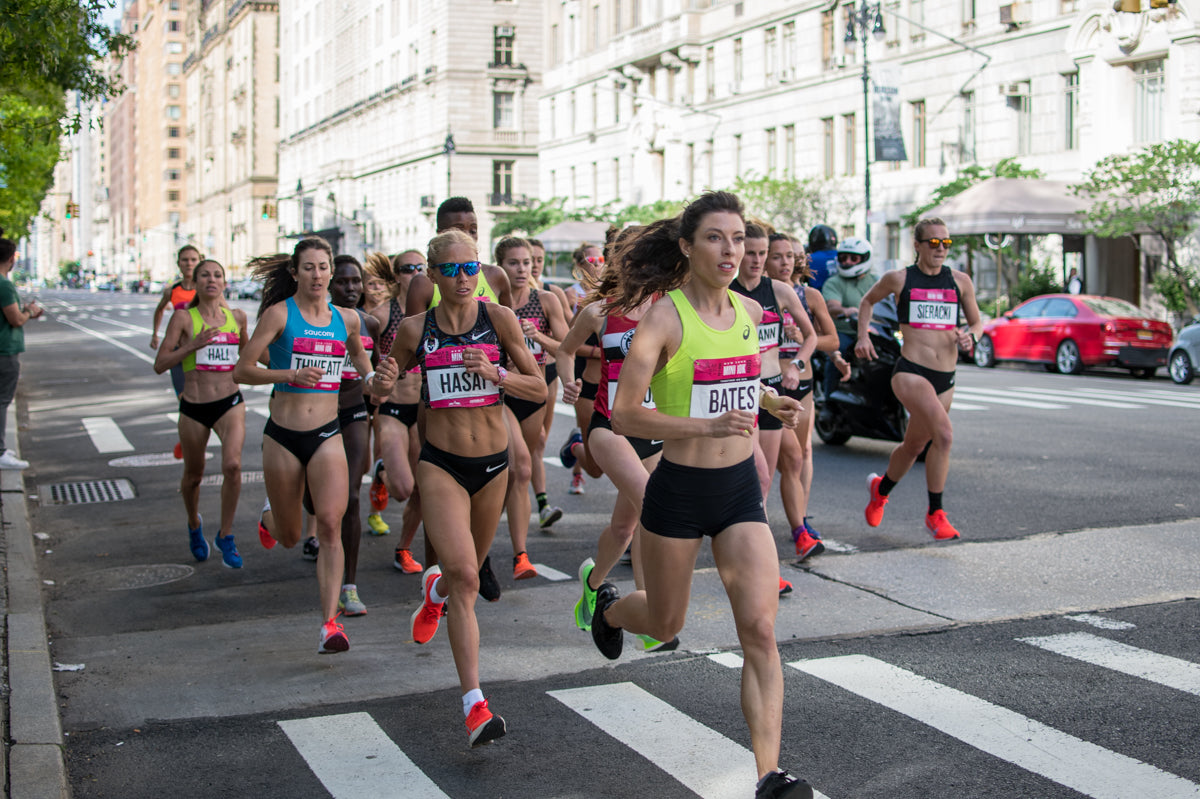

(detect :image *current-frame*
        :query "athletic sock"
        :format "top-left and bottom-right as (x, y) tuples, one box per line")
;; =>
(462, 688), (485, 717)
(341, 583), (355, 592)
(536, 492), (548, 511)
(928, 491), (943, 514)
(879, 474), (897, 496)
(430, 576), (448, 604)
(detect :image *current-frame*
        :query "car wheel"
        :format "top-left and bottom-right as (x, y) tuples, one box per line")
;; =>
(1169, 350), (1195, 385)
(1055, 339), (1083, 375)
(1130, 367), (1156, 380)
(973, 335), (996, 368)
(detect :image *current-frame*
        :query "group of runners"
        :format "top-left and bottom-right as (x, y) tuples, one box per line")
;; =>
(149, 192), (980, 799)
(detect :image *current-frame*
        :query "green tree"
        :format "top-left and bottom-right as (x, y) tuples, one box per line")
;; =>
(59, 258), (83, 286)
(490, 198), (569, 239)
(1072, 139), (1200, 316)
(731, 172), (857, 235)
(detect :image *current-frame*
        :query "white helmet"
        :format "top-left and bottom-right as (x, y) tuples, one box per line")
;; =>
(836, 237), (872, 278)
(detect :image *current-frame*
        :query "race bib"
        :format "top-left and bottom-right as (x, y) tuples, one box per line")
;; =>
(424, 344), (501, 409)
(908, 288), (958, 330)
(289, 337), (346, 391)
(196, 332), (238, 371)
(689, 354), (760, 420)
(778, 310), (800, 356)
(343, 335), (374, 382)
(521, 318), (545, 365)
(757, 310), (781, 352)
(606, 361), (655, 410)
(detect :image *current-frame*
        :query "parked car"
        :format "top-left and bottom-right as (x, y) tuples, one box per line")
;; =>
(229, 278), (263, 300)
(1168, 315), (1200, 385)
(973, 294), (1173, 378)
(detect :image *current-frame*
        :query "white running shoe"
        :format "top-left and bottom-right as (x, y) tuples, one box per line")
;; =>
(0, 450), (29, 470)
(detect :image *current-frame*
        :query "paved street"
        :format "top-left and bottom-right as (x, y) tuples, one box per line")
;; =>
(7, 290), (1200, 798)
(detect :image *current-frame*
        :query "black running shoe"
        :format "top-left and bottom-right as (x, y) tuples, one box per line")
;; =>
(302, 536), (319, 561)
(591, 582), (623, 660)
(478, 555), (501, 602)
(755, 770), (813, 799)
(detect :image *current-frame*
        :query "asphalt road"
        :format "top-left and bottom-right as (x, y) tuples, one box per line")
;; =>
(14, 289), (1200, 799)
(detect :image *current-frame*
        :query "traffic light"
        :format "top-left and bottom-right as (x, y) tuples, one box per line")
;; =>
(65, 202), (78, 219)
(261, 202), (276, 220)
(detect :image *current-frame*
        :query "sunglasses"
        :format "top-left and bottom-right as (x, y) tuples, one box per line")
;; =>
(433, 261), (482, 278)
(395, 264), (423, 274)
(837, 253), (863, 263)
(919, 238), (953, 249)
(586, 255), (605, 265)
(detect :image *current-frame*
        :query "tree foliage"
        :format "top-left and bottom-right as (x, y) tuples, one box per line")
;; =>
(1073, 139), (1200, 315)
(731, 172), (857, 236)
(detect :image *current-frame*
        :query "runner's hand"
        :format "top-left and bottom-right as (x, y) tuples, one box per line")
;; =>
(562, 378), (582, 404)
(292, 366), (325, 387)
(855, 336), (877, 361)
(765, 394), (803, 429)
(708, 409), (757, 439)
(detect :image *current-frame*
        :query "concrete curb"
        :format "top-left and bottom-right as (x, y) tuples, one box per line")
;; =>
(3, 403), (69, 799)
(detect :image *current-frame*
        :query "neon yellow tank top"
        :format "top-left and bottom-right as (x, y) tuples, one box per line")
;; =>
(182, 306), (240, 372)
(430, 270), (499, 307)
(650, 289), (761, 420)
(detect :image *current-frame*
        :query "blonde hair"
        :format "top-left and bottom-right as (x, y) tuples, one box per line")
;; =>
(427, 229), (478, 267)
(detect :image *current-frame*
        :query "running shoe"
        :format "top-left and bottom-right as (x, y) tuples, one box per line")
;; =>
(369, 458), (388, 511)
(213, 533), (242, 568)
(173, 441), (183, 460)
(302, 536), (319, 561)
(465, 698), (507, 748)
(0, 449), (29, 469)
(318, 617), (350, 654)
(538, 504), (563, 529)
(393, 547), (422, 574)
(257, 505), (276, 550)
(188, 516), (209, 562)
(410, 566), (446, 644)
(568, 473), (586, 495)
(558, 427), (583, 469)
(366, 511), (390, 536)
(339, 586), (367, 616)
(478, 555), (501, 602)
(637, 634), (680, 652)
(513, 551), (538, 580)
(864, 472), (889, 527)
(591, 582), (623, 660)
(779, 576), (794, 595)
(925, 509), (962, 541)
(803, 516), (823, 541)
(574, 558), (597, 631)
(792, 527), (825, 561)
(755, 769), (814, 799)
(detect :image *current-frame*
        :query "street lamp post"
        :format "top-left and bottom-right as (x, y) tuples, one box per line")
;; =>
(844, 0), (887, 240)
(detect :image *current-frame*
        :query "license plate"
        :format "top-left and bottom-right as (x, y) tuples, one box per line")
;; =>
(1136, 330), (1153, 340)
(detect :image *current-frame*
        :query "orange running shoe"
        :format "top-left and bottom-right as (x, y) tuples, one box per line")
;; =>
(393, 547), (422, 574)
(925, 510), (961, 541)
(779, 576), (793, 595)
(465, 698), (507, 747)
(318, 617), (349, 654)
(864, 473), (889, 528)
(513, 551), (538, 580)
(410, 566), (446, 644)
(369, 458), (388, 511)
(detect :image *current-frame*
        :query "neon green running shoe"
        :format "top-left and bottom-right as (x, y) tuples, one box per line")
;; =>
(366, 511), (390, 536)
(637, 634), (680, 653)
(574, 558), (597, 631)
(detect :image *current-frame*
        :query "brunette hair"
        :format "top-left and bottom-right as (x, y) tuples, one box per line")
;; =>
(494, 236), (532, 266)
(914, 217), (948, 242)
(745, 222), (768, 241)
(177, 244), (201, 262)
(249, 236), (333, 318)
(0, 237), (15, 265)
(185, 260), (226, 308)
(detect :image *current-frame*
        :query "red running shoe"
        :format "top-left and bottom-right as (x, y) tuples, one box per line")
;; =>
(318, 617), (349, 654)
(513, 551), (537, 580)
(257, 508), (276, 549)
(779, 576), (793, 595)
(465, 698), (507, 747)
(793, 527), (825, 561)
(864, 473), (889, 528)
(410, 566), (446, 644)
(925, 510), (961, 541)
(369, 458), (388, 511)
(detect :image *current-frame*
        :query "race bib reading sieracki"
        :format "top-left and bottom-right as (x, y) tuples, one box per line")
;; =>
(908, 288), (958, 330)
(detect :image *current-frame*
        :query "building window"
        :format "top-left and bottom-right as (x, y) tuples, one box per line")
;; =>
(168, 126), (181, 138)
(167, 41), (183, 54)
(167, 19), (181, 31)
(613, 0), (622, 34)
(843, 113), (856, 175)
(1063, 73), (1079, 151)
(821, 10), (835, 70)
(733, 38), (743, 91)
(766, 128), (777, 174)
(764, 27), (777, 81)
(591, 84), (598, 128)
(783, 124), (795, 176)
(781, 22), (795, 79)
(822, 117), (834, 177)
(549, 169), (557, 197)
(733, 133), (742, 176)
(492, 160), (514, 202)
(165, 168), (181, 181)
(569, 90), (576, 135)
(886, 222), (900, 260)
(592, 5), (601, 49)
(912, 100), (926, 167)
(613, 157), (620, 200)
(705, 46), (715, 100)
(168, 147), (181, 159)
(167, 83), (181, 98)
(493, 26), (515, 66)
(1015, 93), (1031, 155)
(550, 23), (558, 65)
(1060, 0), (1078, 12)
(548, 97), (556, 139)
(167, 62), (182, 75)
(632, 0), (641, 27)
(166, 105), (182, 120)
(687, 142), (696, 194)
(167, 190), (181, 202)
(1133, 59), (1163, 143)
(962, 0), (976, 26)
(591, 161), (598, 201)
(961, 90), (976, 161)
(493, 91), (514, 128)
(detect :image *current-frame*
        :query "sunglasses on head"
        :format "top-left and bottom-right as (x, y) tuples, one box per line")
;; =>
(919, 238), (953, 249)
(395, 263), (423, 274)
(433, 261), (482, 278)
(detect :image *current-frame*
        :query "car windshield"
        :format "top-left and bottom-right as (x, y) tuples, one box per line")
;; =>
(1081, 297), (1144, 318)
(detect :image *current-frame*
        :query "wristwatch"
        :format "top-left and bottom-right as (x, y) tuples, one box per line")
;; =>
(790, 358), (806, 370)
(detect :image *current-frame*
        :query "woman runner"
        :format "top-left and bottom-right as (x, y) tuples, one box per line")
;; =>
(527, 238), (569, 528)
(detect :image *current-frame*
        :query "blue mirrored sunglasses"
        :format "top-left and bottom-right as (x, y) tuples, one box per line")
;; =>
(432, 261), (482, 278)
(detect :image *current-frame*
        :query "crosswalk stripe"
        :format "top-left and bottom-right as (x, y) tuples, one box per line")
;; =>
(1018, 633), (1200, 697)
(1065, 613), (1137, 631)
(791, 654), (1200, 799)
(278, 712), (449, 799)
(949, 401), (988, 411)
(1066, 388), (1200, 409)
(1007, 388), (1141, 408)
(81, 417), (135, 453)
(952, 389), (1068, 409)
(1129, 388), (1200, 403)
(534, 563), (571, 581)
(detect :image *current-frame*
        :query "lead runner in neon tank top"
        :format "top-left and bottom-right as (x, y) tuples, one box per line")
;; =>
(853, 217), (983, 541)
(233, 237), (398, 655)
(586, 191), (814, 799)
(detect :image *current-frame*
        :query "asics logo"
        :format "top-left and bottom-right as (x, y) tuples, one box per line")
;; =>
(485, 463), (505, 473)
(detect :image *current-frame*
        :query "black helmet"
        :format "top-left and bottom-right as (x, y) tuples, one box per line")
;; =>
(808, 224), (838, 252)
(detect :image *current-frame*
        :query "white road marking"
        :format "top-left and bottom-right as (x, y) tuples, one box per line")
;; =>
(549, 682), (830, 799)
(1065, 613), (1137, 631)
(533, 563), (571, 581)
(278, 712), (449, 799)
(953, 388), (1070, 409)
(1019, 632), (1200, 697)
(81, 417), (134, 453)
(708, 652), (745, 669)
(792, 654), (1200, 799)
(1066, 388), (1200, 410)
(57, 317), (156, 365)
(949, 401), (988, 411)
(1010, 387), (1141, 408)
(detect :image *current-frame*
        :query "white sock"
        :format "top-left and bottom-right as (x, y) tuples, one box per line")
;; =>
(462, 688), (485, 717)
(261, 499), (271, 513)
(430, 576), (448, 604)
(341, 583), (355, 592)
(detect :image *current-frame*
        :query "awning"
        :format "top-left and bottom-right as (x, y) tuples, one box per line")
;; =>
(534, 220), (611, 252)
(925, 178), (1091, 235)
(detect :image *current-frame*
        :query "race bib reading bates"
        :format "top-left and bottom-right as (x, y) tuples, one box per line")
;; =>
(909, 288), (959, 330)
(343, 336), (374, 382)
(196, 332), (238, 371)
(689, 354), (761, 419)
(289, 337), (346, 391)
(606, 361), (655, 410)
(757, 310), (781, 352)
(521, 319), (545, 364)
(425, 344), (501, 409)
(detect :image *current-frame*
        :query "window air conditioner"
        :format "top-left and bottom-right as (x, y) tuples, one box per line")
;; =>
(496, 25), (515, 37)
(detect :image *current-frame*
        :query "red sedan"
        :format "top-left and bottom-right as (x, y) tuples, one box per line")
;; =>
(973, 294), (1173, 378)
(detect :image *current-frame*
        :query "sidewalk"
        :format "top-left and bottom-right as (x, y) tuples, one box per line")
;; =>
(2, 405), (68, 799)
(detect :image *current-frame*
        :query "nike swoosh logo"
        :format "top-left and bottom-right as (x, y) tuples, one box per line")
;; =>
(485, 463), (505, 473)
(471, 331), (489, 341)
(650, 440), (664, 445)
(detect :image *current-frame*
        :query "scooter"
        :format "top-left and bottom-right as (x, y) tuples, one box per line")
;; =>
(812, 297), (908, 446)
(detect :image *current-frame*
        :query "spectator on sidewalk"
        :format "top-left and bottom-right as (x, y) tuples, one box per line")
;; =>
(0, 235), (43, 470)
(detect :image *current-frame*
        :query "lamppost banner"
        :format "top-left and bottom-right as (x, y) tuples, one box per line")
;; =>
(872, 65), (907, 162)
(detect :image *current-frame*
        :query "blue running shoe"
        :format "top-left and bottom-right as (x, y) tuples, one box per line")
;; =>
(803, 516), (823, 540)
(189, 515), (209, 562)
(559, 428), (583, 469)
(214, 533), (242, 568)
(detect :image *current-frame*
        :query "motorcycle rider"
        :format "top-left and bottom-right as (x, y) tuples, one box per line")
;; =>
(805, 225), (839, 291)
(819, 237), (878, 420)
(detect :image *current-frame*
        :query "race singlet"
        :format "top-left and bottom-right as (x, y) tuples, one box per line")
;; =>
(606, 360), (656, 411)
(342, 335), (374, 382)
(757, 309), (782, 352)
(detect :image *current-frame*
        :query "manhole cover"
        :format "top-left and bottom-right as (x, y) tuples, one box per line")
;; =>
(74, 564), (195, 591)
(39, 479), (137, 505)
(108, 452), (212, 467)
(199, 470), (264, 486)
